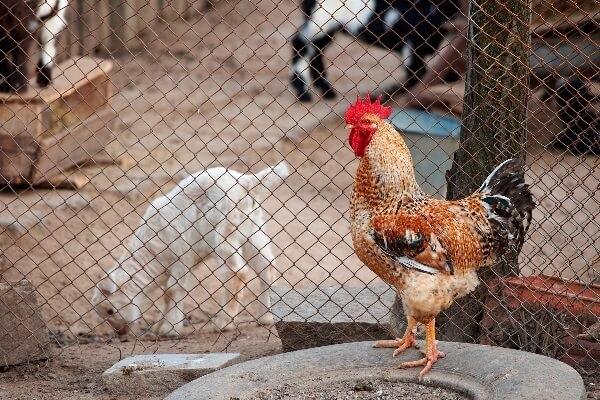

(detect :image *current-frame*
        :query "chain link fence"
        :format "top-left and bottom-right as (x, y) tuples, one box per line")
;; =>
(0, 0), (598, 394)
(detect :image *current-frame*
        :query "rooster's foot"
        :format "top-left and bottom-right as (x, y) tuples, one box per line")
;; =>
(373, 316), (417, 357)
(373, 335), (416, 357)
(398, 347), (444, 379)
(399, 319), (443, 379)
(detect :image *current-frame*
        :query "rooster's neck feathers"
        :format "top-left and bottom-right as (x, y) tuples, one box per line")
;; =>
(355, 119), (423, 207)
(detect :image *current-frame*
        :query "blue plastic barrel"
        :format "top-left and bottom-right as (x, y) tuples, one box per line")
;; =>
(389, 108), (461, 198)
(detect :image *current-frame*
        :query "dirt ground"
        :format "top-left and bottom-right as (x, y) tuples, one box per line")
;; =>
(0, 0), (598, 397)
(0, 326), (281, 400)
(583, 369), (600, 400)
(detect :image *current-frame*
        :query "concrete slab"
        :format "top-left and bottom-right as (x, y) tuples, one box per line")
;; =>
(166, 341), (586, 400)
(271, 283), (398, 351)
(102, 353), (239, 397)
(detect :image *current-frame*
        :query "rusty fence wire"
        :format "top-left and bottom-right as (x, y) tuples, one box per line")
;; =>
(0, 0), (598, 385)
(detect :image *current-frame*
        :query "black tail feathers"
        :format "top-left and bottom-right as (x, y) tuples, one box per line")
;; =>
(479, 158), (536, 252)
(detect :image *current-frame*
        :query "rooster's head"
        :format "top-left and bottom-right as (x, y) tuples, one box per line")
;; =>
(345, 95), (392, 157)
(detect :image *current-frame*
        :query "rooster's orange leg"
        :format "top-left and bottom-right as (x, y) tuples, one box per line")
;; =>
(398, 318), (445, 379)
(373, 316), (417, 357)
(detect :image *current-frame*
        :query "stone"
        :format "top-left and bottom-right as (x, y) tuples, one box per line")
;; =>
(0, 280), (51, 366)
(166, 341), (586, 400)
(102, 353), (240, 396)
(270, 283), (398, 351)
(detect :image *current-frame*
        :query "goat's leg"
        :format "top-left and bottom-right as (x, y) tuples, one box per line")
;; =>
(37, 0), (69, 88)
(255, 266), (274, 326)
(245, 241), (275, 326)
(153, 274), (187, 337)
(291, 31), (314, 102)
(6, 37), (30, 93)
(0, 41), (13, 93)
(403, 24), (452, 95)
(291, 20), (340, 102)
(212, 252), (246, 331)
(213, 269), (244, 331)
(380, 43), (428, 102)
(37, 23), (58, 87)
(153, 291), (175, 336)
(309, 34), (336, 100)
(236, 260), (273, 326)
(404, 42), (432, 91)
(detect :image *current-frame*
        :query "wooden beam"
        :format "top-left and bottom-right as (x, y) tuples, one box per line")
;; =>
(0, 57), (115, 186)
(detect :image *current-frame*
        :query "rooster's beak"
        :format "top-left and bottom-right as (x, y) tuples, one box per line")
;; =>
(346, 124), (354, 130)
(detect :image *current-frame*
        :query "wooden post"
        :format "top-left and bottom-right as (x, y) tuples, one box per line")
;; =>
(109, 0), (137, 53)
(94, 0), (113, 54)
(438, 0), (531, 342)
(79, 0), (101, 55)
(65, 2), (81, 58)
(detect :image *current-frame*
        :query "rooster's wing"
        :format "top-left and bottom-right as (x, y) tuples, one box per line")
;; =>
(371, 198), (490, 275)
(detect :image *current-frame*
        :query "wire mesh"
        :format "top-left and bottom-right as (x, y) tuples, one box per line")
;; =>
(0, 0), (598, 395)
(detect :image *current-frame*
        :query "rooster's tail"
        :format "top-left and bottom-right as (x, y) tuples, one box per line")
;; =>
(479, 158), (535, 253)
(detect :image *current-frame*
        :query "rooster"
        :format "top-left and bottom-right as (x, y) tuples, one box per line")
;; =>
(347, 96), (535, 377)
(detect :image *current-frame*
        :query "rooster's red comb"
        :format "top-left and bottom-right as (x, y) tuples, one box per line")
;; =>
(345, 95), (392, 125)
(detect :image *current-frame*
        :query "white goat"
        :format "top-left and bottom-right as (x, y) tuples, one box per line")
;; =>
(91, 162), (289, 337)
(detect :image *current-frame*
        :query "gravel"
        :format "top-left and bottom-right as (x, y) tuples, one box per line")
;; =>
(251, 378), (468, 400)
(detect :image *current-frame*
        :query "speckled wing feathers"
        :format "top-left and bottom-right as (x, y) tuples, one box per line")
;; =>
(371, 197), (490, 274)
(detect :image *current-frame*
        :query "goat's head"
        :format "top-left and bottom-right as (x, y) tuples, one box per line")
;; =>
(91, 268), (143, 335)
